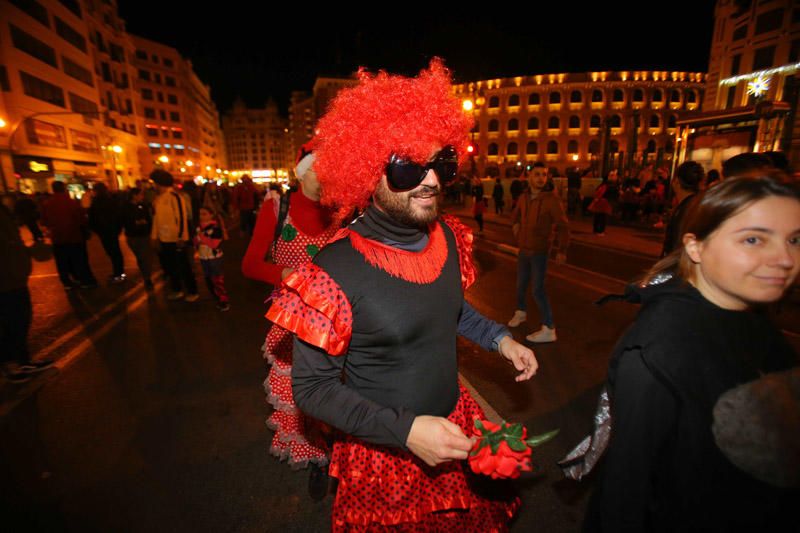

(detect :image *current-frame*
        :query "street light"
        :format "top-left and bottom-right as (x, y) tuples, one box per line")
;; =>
(0, 117), (7, 129)
(186, 160), (194, 167)
(158, 155), (169, 163)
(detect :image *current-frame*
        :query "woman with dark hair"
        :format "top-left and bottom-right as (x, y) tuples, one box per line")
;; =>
(587, 175), (800, 532)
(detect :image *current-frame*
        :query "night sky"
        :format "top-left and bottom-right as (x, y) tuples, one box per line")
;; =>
(119, 2), (716, 115)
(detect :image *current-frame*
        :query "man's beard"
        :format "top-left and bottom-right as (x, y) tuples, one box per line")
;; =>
(374, 181), (439, 230)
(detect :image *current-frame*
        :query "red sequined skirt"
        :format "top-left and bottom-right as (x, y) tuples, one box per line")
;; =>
(329, 385), (520, 532)
(263, 325), (328, 468)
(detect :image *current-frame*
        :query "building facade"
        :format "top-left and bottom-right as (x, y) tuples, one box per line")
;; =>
(0, 0), (226, 194)
(222, 98), (290, 183)
(287, 76), (356, 169)
(130, 35), (225, 181)
(677, 0), (800, 171)
(453, 71), (705, 178)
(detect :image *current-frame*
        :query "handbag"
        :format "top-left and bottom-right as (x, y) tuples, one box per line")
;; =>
(558, 385), (612, 480)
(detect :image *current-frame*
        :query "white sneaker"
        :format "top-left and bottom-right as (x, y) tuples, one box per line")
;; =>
(507, 310), (527, 327)
(526, 325), (557, 343)
(167, 291), (185, 301)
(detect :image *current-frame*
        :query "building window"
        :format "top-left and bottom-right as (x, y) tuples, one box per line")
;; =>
(668, 115), (677, 128)
(508, 118), (519, 131)
(62, 56), (93, 87)
(57, 0), (81, 17)
(138, 69), (151, 81)
(162, 129), (170, 138)
(549, 91), (561, 104)
(570, 90), (582, 103)
(68, 92), (98, 116)
(147, 126), (159, 137)
(609, 115), (621, 128)
(508, 94), (520, 106)
(488, 143), (499, 155)
(101, 62), (112, 82)
(687, 91), (697, 103)
(726, 86), (738, 109)
(10, 0), (49, 27)
(568, 116), (580, 129)
(649, 114), (660, 128)
(730, 54), (741, 77)
(590, 115), (601, 128)
(20, 70), (65, 107)
(488, 96), (500, 108)
(612, 89), (624, 102)
(110, 43), (125, 63)
(752, 45), (775, 71)
(548, 116), (560, 129)
(507, 142), (518, 155)
(526, 141), (537, 155)
(10, 25), (57, 67)
(165, 76), (176, 87)
(167, 94), (178, 105)
(755, 8), (784, 35)
(0, 66), (9, 91)
(135, 49), (147, 60)
(547, 141), (558, 154)
(567, 140), (578, 154)
(527, 117), (539, 130)
(173, 130), (183, 139)
(157, 92), (164, 103)
(164, 58), (174, 68)
(170, 111), (180, 122)
(732, 25), (747, 41)
(125, 99), (132, 115)
(790, 40), (800, 63)
(118, 72), (129, 89)
(592, 89), (603, 102)
(142, 88), (153, 100)
(151, 54), (159, 64)
(633, 89), (644, 102)
(528, 93), (540, 105)
(670, 90), (681, 103)
(652, 89), (663, 102)
(609, 140), (619, 153)
(154, 73), (162, 84)
(144, 107), (155, 118)
(488, 119), (499, 132)
(589, 139), (600, 155)
(158, 110), (166, 120)
(54, 17), (87, 53)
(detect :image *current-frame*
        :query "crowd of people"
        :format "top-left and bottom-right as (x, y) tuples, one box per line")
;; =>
(1, 60), (798, 532)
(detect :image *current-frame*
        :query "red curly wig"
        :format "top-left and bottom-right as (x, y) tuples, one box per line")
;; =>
(313, 58), (472, 220)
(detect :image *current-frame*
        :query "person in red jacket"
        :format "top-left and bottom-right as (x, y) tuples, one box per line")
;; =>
(41, 181), (97, 290)
(241, 143), (338, 498)
(233, 175), (258, 237)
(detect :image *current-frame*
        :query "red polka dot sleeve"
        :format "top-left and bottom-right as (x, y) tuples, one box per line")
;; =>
(265, 263), (353, 356)
(440, 214), (477, 290)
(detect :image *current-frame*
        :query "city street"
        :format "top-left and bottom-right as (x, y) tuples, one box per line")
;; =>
(2, 209), (799, 532)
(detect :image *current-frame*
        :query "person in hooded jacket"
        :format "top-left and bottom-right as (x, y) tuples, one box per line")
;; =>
(586, 175), (800, 533)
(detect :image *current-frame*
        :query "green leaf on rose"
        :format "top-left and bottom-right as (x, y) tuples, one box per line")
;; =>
(475, 419), (490, 436)
(507, 438), (528, 452)
(525, 429), (560, 447)
(506, 423), (524, 439)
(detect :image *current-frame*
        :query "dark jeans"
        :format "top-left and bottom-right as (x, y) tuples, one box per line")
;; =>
(493, 198), (504, 214)
(98, 233), (124, 277)
(126, 236), (153, 282)
(200, 257), (228, 303)
(53, 242), (97, 287)
(158, 242), (198, 295)
(516, 252), (554, 327)
(0, 287), (32, 364)
(593, 213), (608, 234)
(239, 209), (256, 237)
(474, 214), (484, 232)
(567, 189), (581, 215)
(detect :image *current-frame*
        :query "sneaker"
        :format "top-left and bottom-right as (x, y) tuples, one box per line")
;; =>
(507, 310), (527, 328)
(109, 274), (127, 284)
(217, 302), (231, 312)
(167, 291), (185, 301)
(19, 359), (55, 373)
(184, 293), (200, 302)
(526, 325), (557, 343)
(308, 464), (330, 501)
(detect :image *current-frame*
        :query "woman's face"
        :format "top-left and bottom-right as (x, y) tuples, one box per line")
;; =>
(685, 196), (800, 310)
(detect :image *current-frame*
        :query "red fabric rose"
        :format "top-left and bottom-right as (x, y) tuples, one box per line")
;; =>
(468, 420), (558, 480)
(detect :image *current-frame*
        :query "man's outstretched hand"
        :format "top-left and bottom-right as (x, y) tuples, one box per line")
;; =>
(499, 336), (538, 382)
(406, 415), (474, 467)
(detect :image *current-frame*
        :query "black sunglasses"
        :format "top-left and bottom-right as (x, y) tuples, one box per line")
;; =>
(385, 145), (459, 190)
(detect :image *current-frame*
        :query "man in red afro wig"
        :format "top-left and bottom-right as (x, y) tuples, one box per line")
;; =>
(313, 58), (472, 220)
(268, 59), (537, 530)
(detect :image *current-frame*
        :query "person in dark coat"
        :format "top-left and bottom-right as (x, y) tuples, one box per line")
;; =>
(661, 161), (703, 257)
(122, 187), (154, 289)
(586, 175), (800, 532)
(13, 193), (44, 241)
(89, 183), (126, 283)
(0, 203), (54, 383)
(41, 181), (97, 290)
(491, 178), (505, 214)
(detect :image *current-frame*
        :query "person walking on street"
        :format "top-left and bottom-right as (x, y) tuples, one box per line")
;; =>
(13, 193), (44, 242)
(473, 195), (487, 233)
(89, 183), (126, 283)
(41, 181), (97, 290)
(588, 172), (617, 236)
(492, 177), (505, 214)
(122, 187), (154, 289)
(195, 206), (230, 311)
(150, 170), (199, 302)
(233, 175), (258, 237)
(566, 170), (582, 216)
(0, 203), (53, 383)
(508, 162), (569, 342)
(661, 161), (703, 257)
(271, 60), (536, 530)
